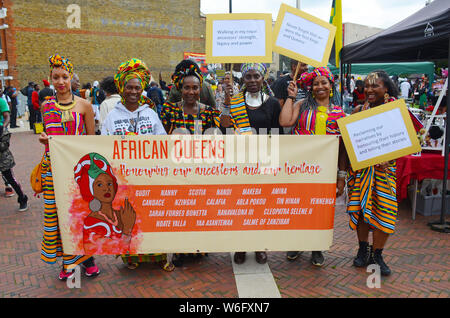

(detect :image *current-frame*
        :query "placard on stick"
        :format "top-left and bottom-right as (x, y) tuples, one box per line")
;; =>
(338, 99), (422, 171)
(273, 4), (336, 68)
(206, 13), (273, 64)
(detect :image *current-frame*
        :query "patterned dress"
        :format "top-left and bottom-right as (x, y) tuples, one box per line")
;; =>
(160, 102), (220, 134)
(346, 103), (398, 234)
(293, 105), (346, 135)
(40, 98), (92, 272)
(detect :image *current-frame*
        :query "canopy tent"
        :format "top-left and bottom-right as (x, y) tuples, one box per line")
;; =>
(341, 0), (450, 63)
(340, 0), (450, 232)
(324, 62), (435, 78)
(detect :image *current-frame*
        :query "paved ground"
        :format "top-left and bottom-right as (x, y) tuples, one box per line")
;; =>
(0, 129), (449, 298)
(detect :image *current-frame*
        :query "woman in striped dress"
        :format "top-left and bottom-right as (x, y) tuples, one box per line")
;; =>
(38, 54), (98, 280)
(346, 70), (399, 276)
(279, 67), (347, 267)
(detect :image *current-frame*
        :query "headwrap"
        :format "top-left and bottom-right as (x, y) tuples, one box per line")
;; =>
(240, 63), (273, 96)
(42, 79), (50, 87)
(49, 54), (74, 78)
(171, 60), (204, 91)
(74, 153), (118, 203)
(114, 58), (154, 107)
(299, 67), (334, 90)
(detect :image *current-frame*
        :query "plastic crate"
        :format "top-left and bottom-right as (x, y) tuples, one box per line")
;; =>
(408, 186), (450, 216)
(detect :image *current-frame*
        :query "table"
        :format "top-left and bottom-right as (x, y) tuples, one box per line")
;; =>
(396, 152), (450, 219)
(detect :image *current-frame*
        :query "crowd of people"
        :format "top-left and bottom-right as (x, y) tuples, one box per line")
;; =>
(2, 53), (446, 283)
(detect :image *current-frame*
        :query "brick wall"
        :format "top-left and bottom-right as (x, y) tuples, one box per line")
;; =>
(5, 0), (205, 88)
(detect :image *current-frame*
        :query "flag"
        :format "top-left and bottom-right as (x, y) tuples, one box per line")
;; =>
(329, 0), (342, 67)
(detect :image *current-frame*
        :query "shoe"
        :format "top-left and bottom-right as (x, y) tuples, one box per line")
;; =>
(371, 249), (391, 276)
(233, 252), (246, 264)
(255, 251), (267, 264)
(311, 251), (325, 267)
(172, 254), (185, 267)
(353, 241), (370, 267)
(82, 257), (100, 277)
(18, 195), (28, 212)
(286, 251), (302, 261)
(58, 269), (75, 281)
(5, 187), (14, 197)
(9, 125), (19, 128)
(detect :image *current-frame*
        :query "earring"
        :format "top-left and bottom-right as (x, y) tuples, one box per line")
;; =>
(330, 91), (333, 98)
(384, 93), (390, 104)
(89, 198), (102, 212)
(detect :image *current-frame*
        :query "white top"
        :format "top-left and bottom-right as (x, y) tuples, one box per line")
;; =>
(400, 81), (411, 98)
(99, 94), (121, 129)
(101, 101), (166, 136)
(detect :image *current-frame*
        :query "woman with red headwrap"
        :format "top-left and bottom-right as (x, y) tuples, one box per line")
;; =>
(38, 54), (97, 281)
(74, 153), (136, 252)
(279, 67), (347, 266)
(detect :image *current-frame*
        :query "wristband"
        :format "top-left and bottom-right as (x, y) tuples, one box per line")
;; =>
(287, 96), (296, 100)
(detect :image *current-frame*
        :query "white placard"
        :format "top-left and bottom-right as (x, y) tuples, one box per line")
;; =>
(275, 11), (330, 63)
(212, 19), (266, 57)
(346, 108), (412, 162)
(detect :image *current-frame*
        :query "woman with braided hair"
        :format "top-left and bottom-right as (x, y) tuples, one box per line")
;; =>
(346, 70), (399, 276)
(160, 59), (220, 135)
(38, 54), (98, 281)
(279, 67), (347, 266)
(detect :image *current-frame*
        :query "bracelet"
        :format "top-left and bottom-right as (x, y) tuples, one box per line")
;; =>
(337, 170), (347, 179)
(287, 96), (296, 100)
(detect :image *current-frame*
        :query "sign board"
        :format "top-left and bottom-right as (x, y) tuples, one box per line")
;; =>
(338, 99), (422, 171)
(205, 13), (273, 64)
(273, 3), (336, 68)
(49, 135), (339, 255)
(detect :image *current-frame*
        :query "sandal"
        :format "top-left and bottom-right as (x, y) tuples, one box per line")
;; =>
(126, 262), (139, 269)
(161, 261), (175, 272)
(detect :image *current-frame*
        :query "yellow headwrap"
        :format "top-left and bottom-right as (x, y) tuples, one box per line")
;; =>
(114, 58), (154, 107)
(49, 54), (74, 78)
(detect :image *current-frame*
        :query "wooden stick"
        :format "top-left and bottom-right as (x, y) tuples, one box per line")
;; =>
(292, 62), (302, 81)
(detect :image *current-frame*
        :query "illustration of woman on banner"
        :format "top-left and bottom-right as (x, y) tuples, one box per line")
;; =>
(74, 152), (136, 254)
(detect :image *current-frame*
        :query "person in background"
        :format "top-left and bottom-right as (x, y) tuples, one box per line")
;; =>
(5, 86), (19, 128)
(279, 67), (346, 266)
(71, 73), (81, 97)
(99, 76), (121, 130)
(271, 59), (308, 108)
(352, 80), (365, 109)
(400, 79), (411, 100)
(80, 83), (91, 99)
(215, 71), (239, 116)
(346, 70), (399, 277)
(0, 96), (28, 211)
(146, 81), (165, 116)
(31, 83), (42, 124)
(26, 81), (36, 130)
(159, 71), (172, 93)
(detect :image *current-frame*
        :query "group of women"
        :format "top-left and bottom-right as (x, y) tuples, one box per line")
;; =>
(37, 54), (398, 281)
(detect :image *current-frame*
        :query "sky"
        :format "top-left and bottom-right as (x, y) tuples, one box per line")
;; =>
(200, 0), (429, 29)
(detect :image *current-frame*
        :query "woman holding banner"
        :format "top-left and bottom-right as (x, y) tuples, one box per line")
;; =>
(279, 66), (347, 266)
(160, 59), (221, 267)
(38, 54), (100, 281)
(220, 62), (283, 265)
(101, 58), (174, 271)
(160, 59), (220, 135)
(345, 70), (399, 276)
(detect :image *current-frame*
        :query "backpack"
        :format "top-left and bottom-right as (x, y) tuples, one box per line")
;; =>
(20, 86), (28, 96)
(148, 87), (162, 106)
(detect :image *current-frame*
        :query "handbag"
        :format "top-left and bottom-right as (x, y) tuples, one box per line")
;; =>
(30, 154), (45, 194)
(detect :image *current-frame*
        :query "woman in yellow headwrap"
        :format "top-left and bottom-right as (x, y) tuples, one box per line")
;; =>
(279, 67), (347, 267)
(101, 58), (172, 271)
(101, 58), (165, 135)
